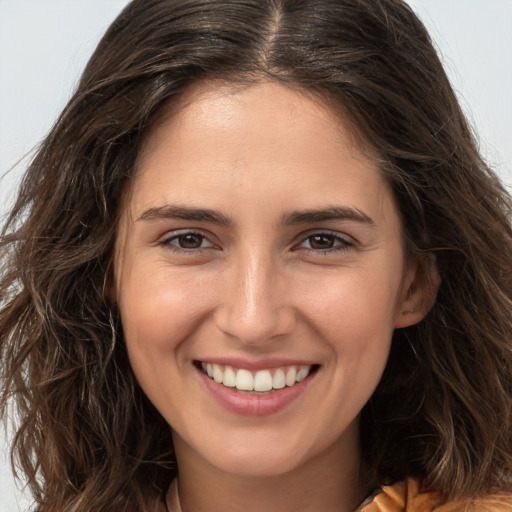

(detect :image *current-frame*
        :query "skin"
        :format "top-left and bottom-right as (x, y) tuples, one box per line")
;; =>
(114, 81), (433, 512)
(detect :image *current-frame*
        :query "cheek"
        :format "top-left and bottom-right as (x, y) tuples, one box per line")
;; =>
(116, 265), (216, 417)
(309, 272), (399, 422)
(296, 262), (402, 408)
(298, 265), (402, 344)
(117, 263), (213, 358)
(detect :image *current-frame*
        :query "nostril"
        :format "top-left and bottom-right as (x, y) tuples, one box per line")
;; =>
(213, 305), (296, 345)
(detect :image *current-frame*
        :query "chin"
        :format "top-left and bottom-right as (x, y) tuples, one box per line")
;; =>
(198, 433), (315, 478)
(212, 452), (304, 478)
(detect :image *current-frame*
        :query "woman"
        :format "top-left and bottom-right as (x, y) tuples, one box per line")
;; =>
(1, 0), (511, 510)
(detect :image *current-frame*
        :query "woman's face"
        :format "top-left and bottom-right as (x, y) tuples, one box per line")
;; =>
(115, 81), (422, 478)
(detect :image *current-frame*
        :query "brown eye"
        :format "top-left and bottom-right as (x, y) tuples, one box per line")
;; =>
(298, 232), (353, 252)
(308, 234), (336, 250)
(163, 232), (215, 251)
(176, 234), (204, 249)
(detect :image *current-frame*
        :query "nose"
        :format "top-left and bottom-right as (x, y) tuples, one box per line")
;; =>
(214, 250), (296, 345)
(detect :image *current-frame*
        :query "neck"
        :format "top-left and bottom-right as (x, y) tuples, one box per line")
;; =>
(170, 430), (371, 512)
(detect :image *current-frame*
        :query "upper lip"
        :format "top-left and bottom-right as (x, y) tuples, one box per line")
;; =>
(195, 357), (317, 371)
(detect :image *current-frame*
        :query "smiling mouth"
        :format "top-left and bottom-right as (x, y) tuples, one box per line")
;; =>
(196, 362), (319, 393)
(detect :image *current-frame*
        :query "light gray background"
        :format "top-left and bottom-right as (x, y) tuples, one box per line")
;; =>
(1, 1), (511, 509)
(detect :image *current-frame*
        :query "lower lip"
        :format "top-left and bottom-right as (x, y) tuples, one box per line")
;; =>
(198, 367), (315, 417)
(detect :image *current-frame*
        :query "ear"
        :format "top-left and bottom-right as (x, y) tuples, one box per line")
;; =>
(395, 254), (440, 328)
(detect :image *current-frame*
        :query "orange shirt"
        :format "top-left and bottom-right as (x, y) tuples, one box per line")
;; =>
(163, 478), (512, 511)
(360, 478), (512, 512)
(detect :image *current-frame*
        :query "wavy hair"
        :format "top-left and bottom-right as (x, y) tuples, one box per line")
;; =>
(1, 0), (511, 510)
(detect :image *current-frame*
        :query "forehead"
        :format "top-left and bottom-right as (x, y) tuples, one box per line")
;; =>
(121, 81), (396, 230)
(136, 80), (372, 171)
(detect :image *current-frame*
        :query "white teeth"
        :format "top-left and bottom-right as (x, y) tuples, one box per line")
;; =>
(223, 366), (236, 387)
(296, 366), (309, 382)
(253, 370), (273, 392)
(272, 369), (286, 389)
(236, 369), (254, 391)
(285, 367), (297, 386)
(201, 363), (314, 392)
(212, 364), (223, 383)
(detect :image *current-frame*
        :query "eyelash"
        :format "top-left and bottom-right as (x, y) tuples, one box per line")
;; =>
(296, 232), (354, 254)
(159, 231), (215, 253)
(159, 230), (354, 255)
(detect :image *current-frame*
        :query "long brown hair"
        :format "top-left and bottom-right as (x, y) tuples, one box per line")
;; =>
(1, 0), (511, 510)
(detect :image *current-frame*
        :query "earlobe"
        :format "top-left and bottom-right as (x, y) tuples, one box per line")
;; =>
(395, 254), (440, 328)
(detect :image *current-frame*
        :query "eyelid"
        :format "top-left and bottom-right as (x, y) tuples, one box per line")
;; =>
(157, 228), (356, 253)
(293, 229), (356, 252)
(158, 229), (219, 250)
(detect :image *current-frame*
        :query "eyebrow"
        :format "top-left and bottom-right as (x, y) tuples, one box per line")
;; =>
(137, 204), (374, 227)
(138, 205), (232, 225)
(282, 206), (375, 226)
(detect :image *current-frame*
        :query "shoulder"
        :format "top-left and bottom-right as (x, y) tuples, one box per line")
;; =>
(360, 478), (512, 512)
